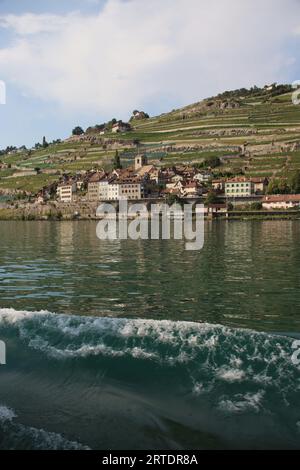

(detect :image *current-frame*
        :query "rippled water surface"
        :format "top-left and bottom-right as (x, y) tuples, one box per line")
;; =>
(0, 220), (300, 330)
(0, 220), (299, 449)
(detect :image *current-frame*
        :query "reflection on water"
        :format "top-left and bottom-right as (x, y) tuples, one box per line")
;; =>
(0, 220), (299, 332)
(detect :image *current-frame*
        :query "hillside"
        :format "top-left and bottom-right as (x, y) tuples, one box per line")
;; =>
(1, 84), (300, 196)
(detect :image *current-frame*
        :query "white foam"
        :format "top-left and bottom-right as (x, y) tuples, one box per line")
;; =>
(219, 391), (265, 414)
(0, 308), (48, 324)
(217, 368), (246, 382)
(0, 403), (90, 450)
(0, 405), (17, 423)
(15, 424), (90, 450)
(0, 307), (296, 393)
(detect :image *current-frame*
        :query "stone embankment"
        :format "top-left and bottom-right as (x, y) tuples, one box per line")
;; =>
(0, 201), (99, 220)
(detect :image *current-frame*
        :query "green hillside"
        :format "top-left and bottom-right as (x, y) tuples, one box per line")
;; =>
(1, 84), (300, 195)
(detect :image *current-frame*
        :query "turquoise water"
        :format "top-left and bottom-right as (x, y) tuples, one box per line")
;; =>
(0, 220), (300, 449)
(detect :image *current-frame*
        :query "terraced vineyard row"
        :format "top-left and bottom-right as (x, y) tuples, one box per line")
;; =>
(1, 86), (300, 194)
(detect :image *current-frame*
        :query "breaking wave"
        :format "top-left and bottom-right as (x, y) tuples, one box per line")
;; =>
(1, 308), (300, 449)
(0, 405), (89, 450)
(1, 308), (299, 399)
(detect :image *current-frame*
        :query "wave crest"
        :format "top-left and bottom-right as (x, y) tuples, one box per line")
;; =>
(1, 307), (299, 418)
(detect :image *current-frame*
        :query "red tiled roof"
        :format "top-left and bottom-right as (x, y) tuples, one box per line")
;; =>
(250, 177), (268, 183)
(226, 177), (250, 183)
(263, 194), (300, 202)
(88, 172), (106, 183)
(184, 182), (198, 188)
(162, 188), (181, 195)
(226, 177), (268, 183)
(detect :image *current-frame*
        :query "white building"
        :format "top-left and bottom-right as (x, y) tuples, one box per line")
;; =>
(225, 177), (268, 197)
(112, 122), (131, 133)
(57, 183), (77, 203)
(107, 182), (120, 200)
(194, 172), (212, 183)
(182, 182), (202, 198)
(118, 181), (143, 200)
(262, 194), (300, 210)
(225, 178), (252, 197)
(88, 172), (108, 201)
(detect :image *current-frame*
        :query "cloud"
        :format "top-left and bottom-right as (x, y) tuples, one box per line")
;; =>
(0, 13), (76, 35)
(0, 0), (300, 119)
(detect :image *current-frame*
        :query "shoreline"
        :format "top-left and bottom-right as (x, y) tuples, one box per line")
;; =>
(0, 208), (299, 222)
(1, 199), (300, 222)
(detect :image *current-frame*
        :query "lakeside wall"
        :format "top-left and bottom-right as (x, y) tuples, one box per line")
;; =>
(0, 201), (299, 221)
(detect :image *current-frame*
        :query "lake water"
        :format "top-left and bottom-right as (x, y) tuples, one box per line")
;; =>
(0, 220), (300, 449)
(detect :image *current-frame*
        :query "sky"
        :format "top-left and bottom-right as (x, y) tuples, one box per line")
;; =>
(1, 0), (300, 148)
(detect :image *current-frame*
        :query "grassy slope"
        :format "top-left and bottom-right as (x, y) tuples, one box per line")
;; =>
(1, 88), (300, 193)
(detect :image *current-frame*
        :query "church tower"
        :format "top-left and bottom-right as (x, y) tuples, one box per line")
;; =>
(135, 154), (147, 171)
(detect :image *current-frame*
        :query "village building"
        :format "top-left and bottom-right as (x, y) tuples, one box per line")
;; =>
(111, 121), (132, 133)
(166, 180), (184, 191)
(204, 204), (228, 216)
(212, 179), (226, 192)
(88, 172), (107, 201)
(251, 177), (269, 195)
(117, 176), (144, 200)
(174, 165), (195, 178)
(194, 171), (213, 183)
(225, 177), (268, 198)
(88, 167), (145, 201)
(106, 182), (119, 200)
(171, 174), (184, 183)
(148, 167), (163, 185)
(182, 181), (202, 198)
(225, 178), (252, 197)
(161, 188), (182, 198)
(262, 194), (300, 210)
(57, 182), (77, 203)
(134, 155), (148, 171)
(132, 110), (149, 120)
(135, 164), (155, 178)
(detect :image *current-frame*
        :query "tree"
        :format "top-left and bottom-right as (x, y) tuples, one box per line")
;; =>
(72, 126), (84, 136)
(267, 180), (278, 194)
(250, 202), (262, 211)
(166, 193), (182, 207)
(267, 178), (290, 195)
(42, 136), (48, 148)
(113, 150), (122, 170)
(203, 156), (221, 169)
(205, 190), (219, 205)
(288, 170), (300, 194)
